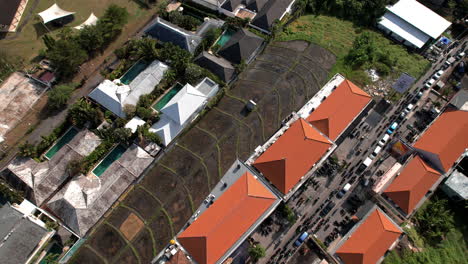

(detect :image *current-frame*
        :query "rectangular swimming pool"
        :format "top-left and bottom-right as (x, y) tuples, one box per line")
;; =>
(44, 128), (79, 159)
(120, 60), (149, 85)
(92, 145), (127, 177)
(215, 29), (235, 48)
(152, 83), (184, 111)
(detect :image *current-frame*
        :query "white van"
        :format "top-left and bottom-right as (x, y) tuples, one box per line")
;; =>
(371, 146), (382, 159)
(337, 183), (352, 198)
(363, 157), (373, 167)
(378, 134), (390, 147)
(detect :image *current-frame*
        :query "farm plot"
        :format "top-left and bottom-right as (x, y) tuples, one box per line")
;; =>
(71, 40), (335, 263)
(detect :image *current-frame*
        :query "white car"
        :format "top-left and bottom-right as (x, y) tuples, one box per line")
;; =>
(370, 146), (382, 159)
(457, 52), (465, 60)
(433, 70), (444, 80)
(378, 134), (390, 147)
(404, 104), (414, 114)
(424, 78), (435, 88)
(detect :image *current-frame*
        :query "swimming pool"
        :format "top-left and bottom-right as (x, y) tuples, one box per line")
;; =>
(152, 83), (184, 111)
(120, 60), (149, 85)
(92, 145), (127, 177)
(44, 128), (79, 159)
(215, 29), (235, 48)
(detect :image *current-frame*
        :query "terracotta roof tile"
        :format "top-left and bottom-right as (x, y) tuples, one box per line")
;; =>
(336, 208), (402, 264)
(177, 172), (276, 264)
(414, 109), (468, 172)
(253, 119), (333, 194)
(306, 80), (371, 140)
(383, 156), (441, 214)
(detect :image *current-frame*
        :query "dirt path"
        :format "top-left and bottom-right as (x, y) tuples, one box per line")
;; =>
(0, 13), (158, 169)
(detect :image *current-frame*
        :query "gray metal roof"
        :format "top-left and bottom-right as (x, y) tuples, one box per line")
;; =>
(195, 52), (235, 82)
(449, 90), (468, 111)
(7, 129), (101, 205)
(0, 205), (48, 264)
(218, 29), (264, 64)
(47, 144), (153, 236)
(444, 170), (468, 200)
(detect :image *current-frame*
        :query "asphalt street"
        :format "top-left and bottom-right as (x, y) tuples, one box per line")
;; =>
(254, 36), (467, 264)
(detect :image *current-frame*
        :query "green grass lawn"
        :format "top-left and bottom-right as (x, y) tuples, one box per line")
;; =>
(276, 15), (430, 86)
(0, 0), (154, 63)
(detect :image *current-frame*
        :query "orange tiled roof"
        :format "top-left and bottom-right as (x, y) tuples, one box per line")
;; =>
(306, 80), (371, 140)
(383, 156), (441, 214)
(177, 172), (277, 264)
(336, 208), (402, 264)
(414, 109), (468, 172)
(253, 118), (332, 194)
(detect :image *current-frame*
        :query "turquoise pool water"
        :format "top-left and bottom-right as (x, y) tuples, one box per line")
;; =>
(92, 145), (127, 177)
(120, 61), (149, 85)
(152, 83), (184, 111)
(215, 29), (235, 48)
(45, 128), (78, 159)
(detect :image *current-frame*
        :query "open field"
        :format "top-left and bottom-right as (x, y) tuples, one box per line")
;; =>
(69, 40), (336, 263)
(277, 15), (430, 86)
(0, 0), (155, 63)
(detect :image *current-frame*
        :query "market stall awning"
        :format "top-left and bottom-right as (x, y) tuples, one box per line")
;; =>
(74, 13), (98, 30)
(38, 3), (75, 24)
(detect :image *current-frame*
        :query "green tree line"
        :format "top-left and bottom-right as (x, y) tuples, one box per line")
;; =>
(42, 4), (129, 78)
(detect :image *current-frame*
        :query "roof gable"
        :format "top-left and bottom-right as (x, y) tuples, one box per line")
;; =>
(161, 84), (207, 125)
(384, 156), (441, 214)
(306, 80), (371, 140)
(177, 172), (276, 264)
(253, 118), (332, 194)
(218, 29), (263, 64)
(336, 208), (402, 264)
(414, 109), (468, 172)
(194, 52), (235, 82)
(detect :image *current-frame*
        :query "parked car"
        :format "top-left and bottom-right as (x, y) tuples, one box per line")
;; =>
(424, 78), (435, 89)
(433, 70), (444, 80)
(370, 146), (382, 159)
(294, 232), (309, 247)
(337, 183), (351, 198)
(457, 51), (465, 60)
(445, 57), (456, 67)
(386, 122), (398, 134)
(320, 201), (336, 217)
(404, 104), (414, 114)
(361, 178), (370, 187)
(378, 134), (390, 147)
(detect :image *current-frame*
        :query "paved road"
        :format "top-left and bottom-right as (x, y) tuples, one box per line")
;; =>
(255, 36), (468, 264)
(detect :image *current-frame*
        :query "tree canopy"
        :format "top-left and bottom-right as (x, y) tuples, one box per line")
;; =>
(248, 245), (266, 262)
(48, 83), (77, 110)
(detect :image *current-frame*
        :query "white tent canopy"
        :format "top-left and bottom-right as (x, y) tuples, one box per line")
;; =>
(38, 3), (75, 24)
(74, 13), (98, 30)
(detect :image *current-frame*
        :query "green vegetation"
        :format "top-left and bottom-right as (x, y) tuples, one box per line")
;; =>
(68, 99), (103, 128)
(160, 10), (202, 31)
(43, 4), (129, 78)
(277, 15), (429, 85)
(383, 231), (467, 264)
(383, 194), (467, 264)
(0, 183), (23, 204)
(45, 220), (59, 231)
(413, 198), (455, 244)
(248, 244), (266, 262)
(195, 28), (222, 55)
(0, 52), (23, 83)
(136, 124), (162, 145)
(295, 0), (393, 26)
(278, 203), (297, 224)
(0, 0), (157, 63)
(48, 83), (78, 110)
(18, 119), (71, 159)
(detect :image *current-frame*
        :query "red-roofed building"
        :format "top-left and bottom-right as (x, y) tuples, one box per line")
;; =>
(252, 118), (334, 195)
(413, 108), (468, 173)
(334, 207), (402, 264)
(177, 171), (278, 264)
(383, 156), (441, 215)
(306, 79), (371, 141)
